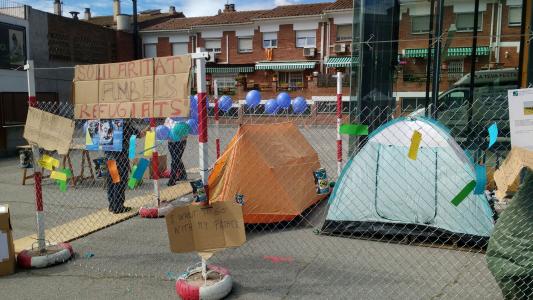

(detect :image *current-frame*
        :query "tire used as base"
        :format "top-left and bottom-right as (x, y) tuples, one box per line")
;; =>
(17, 243), (73, 269)
(176, 265), (233, 300)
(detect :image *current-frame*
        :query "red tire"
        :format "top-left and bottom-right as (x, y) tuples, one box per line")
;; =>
(176, 265), (232, 300)
(139, 207), (160, 218)
(17, 243), (73, 269)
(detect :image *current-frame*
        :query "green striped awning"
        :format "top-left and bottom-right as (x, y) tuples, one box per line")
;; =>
(403, 46), (490, 58)
(206, 66), (254, 73)
(447, 46), (490, 57)
(255, 61), (316, 71)
(325, 56), (359, 67)
(404, 48), (430, 58)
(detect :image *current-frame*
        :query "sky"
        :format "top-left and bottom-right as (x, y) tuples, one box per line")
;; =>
(20, 0), (332, 18)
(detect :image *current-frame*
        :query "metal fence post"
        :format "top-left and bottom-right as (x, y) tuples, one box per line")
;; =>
(195, 48), (209, 204)
(336, 71), (343, 176)
(214, 79), (221, 159)
(150, 117), (160, 207)
(25, 60), (46, 253)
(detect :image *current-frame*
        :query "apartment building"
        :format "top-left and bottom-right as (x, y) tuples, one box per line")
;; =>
(138, 0), (522, 113)
(140, 2), (354, 105)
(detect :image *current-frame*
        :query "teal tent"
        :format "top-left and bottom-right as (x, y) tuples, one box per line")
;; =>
(322, 117), (494, 244)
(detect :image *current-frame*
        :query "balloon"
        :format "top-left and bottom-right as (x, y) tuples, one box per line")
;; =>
(190, 95), (198, 119)
(292, 96), (308, 114)
(186, 118), (198, 135)
(245, 90), (261, 108)
(170, 122), (190, 141)
(276, 92), (291, 109)
(155, 125), (170, 140)
(218, 95), (233, 112)
(265, 99), (279, 115)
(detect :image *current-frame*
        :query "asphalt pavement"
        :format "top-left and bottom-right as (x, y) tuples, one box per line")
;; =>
(0, 124), (504, 299)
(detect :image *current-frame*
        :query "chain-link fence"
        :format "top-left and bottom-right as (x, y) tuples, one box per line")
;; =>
(5, 17), (532, 299)
(10, 86), (529, 298)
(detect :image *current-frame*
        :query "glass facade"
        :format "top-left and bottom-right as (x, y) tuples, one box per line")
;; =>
(349, 0), (526, 156)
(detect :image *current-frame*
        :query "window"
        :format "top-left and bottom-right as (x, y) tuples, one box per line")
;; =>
(401, 98), (425, 112)
(278, 72), (304, 89)
(205, 39), (221, 53)
(411, 15), (430, 34)
(336, 24), (352, 41)
(296, 30), (316, 48)
(0, 23), (26, 69)
(214, 75), (237, 95)
(263, 32), (278, 48)
(456, 12), (483, 32)
(172, 42), (188, 55)
(508, 6), (522, 26)
(447, 60), (464, 81)
(238, 37), (253, 53)
(143, 44), (157, 58)
(440, 90), (469, 112)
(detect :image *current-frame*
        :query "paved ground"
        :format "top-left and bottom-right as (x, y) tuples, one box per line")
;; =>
(0, 124), (504, 299)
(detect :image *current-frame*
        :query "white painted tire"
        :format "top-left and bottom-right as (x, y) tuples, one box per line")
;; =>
(139, 198), (193, 218)
(176, 265), (233, 300)
(17, 243), (73, 269)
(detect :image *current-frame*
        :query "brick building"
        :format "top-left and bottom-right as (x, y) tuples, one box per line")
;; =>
(140, 2), (354, 104)
(397, 0), (522, 111)
(137, 0), (522, 112)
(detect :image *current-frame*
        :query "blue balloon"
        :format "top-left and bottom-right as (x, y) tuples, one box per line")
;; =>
(218, 95), (233, 112)
(155, 125), (170, 140)
(190, 95), (198, 116)
(265, 99), (279, 115)
(246, 90), (261, 108)
(186, 118), (198, 135)
(276, 92), (291, 109)
(292, 96), (308, 114)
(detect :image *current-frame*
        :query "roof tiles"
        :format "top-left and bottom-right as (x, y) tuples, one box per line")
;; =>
(140, 0), (353, 31)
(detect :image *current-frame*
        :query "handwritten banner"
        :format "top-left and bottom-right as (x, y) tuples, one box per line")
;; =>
(73, 56), (192, 119)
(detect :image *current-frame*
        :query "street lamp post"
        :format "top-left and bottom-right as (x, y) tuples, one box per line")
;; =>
(132, 0), (139, 59)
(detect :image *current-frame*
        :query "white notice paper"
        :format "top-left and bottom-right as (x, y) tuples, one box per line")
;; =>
(508, 88), (533, 150)
(0, 231), (8, 261)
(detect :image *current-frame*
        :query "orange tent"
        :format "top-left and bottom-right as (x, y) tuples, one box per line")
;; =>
(208, 122), (325, 223)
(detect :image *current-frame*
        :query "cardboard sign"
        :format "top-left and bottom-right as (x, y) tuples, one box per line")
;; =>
(23, 107), (75, 155)
(0, 205), (15, 276)
(165, 201), (246, 253)
(494, 147), (533, 199)
(73, 56), (192, 119)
